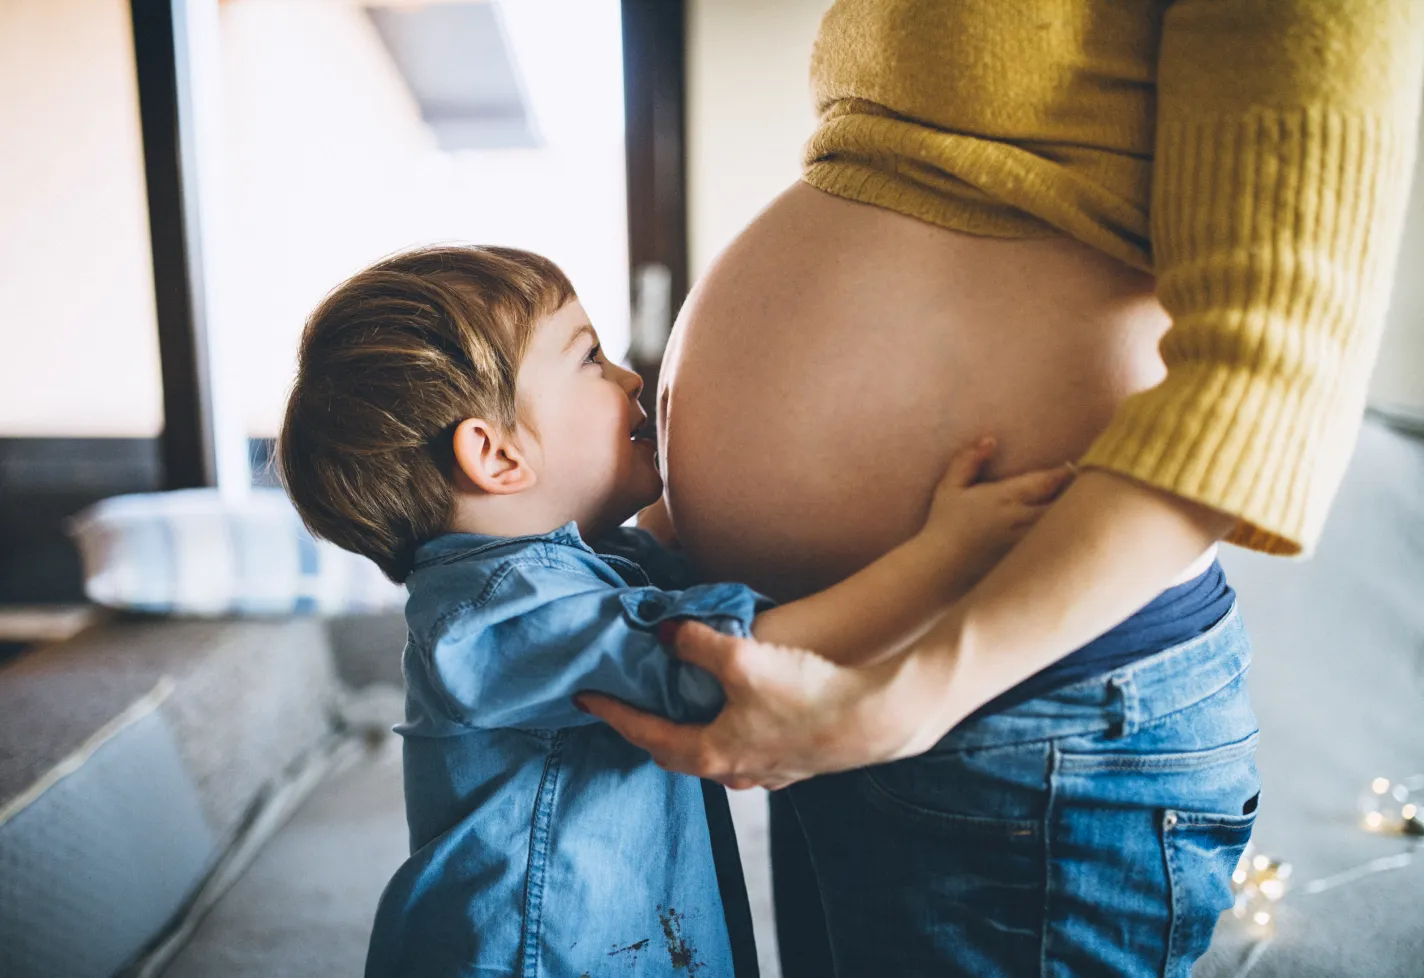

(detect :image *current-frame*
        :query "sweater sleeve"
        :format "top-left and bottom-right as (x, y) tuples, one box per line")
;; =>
(1078, 0), (1424, 554)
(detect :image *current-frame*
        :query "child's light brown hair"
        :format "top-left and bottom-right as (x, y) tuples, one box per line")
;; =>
(278, 245), (575, 582)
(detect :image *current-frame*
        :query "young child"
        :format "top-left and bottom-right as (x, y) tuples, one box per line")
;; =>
(278, 246), (1071, 977)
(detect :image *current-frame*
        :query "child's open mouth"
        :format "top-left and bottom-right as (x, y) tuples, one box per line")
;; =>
(629, 418), (658, 468)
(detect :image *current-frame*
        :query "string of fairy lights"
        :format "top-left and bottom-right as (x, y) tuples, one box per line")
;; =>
(1229, 773), (1424, 932)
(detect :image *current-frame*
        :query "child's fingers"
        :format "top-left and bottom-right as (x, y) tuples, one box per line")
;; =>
(942, 436), (997, 488)
(997, 464), (1076, 504)
(1009, 500), (1055, 527)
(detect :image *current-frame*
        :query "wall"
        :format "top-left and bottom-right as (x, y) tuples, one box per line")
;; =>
(217, 0), (630, 437)
(3, 0), (1417, 437)
(0, 0), (163, 437)
(683, 0), (1423, 415)
(1370, 115), (1424, 417)
(684, 0), (833, 280)
(0, 0), (629, 440)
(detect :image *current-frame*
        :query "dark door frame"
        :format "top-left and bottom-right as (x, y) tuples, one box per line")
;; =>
(621, 0), (690, 417)
(129, 0), (694, 478)
(129, 0), (217, 489)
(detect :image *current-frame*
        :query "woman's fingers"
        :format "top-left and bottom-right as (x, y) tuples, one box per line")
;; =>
(661, 620), (751, 686)
(582, 623), (924, 791)
(575, 692), (714, 774)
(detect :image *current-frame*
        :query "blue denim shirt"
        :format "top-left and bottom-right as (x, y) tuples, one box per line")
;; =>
(365, 523), (771, 977)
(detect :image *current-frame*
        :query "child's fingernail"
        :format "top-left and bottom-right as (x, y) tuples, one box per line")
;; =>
(572, 697), (590, 714)
(657, 620), (681, 645)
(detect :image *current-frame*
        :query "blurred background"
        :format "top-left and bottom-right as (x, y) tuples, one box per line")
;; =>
(0, 2), (1420, 977)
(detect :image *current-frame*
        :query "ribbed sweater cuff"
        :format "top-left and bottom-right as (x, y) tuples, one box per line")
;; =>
(1081, 107), (1415, 555)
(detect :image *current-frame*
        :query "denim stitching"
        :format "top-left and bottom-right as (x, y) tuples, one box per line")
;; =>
(413, 528), (579, 569)
(422, 554), (602, 717)
(935, 606), (1247, 756)
(1120, 674), (1140, 737)
(1105, 675), (1133, 739)
(1055, 732), (1259, 774)
(1169, 809), (1257, 829)
(1024, 602), (1244, 714)
(1161, 811), (1177, 977)
(1040, 745), (1059, 978)
(599, 552), (652, 585)
(856, 770), (1040, 838)
(421, 563), (526, 729)
(519, 732), (564, 977)
(1128, 665), (1252, 737)
(1111, 603), (1242, 684)
(425, 557), (539, 640)
(411, 633), (480, 729)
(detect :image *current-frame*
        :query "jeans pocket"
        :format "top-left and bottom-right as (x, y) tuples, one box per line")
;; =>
(860, 768), (1041, 839)
(1163, 807), (1256, 975)
(858, 742), (1046, 841)
(844, 766), (1045, 968)
(1049, 722), (1259, 977)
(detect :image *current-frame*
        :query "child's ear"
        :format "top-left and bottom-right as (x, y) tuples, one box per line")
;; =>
(451, 418), (538, 495)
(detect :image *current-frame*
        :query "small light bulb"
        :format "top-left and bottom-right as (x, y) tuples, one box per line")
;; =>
(1259, 878), (1285, 900)
(1233, 868), (1248, 885)
(1372, 777), (1391, 795)
(1365, 811), (1384, 830)
(1253, 854), (1270, 870)
(1403, 803), (1418, 820)
(1253, 910), (1272, 927)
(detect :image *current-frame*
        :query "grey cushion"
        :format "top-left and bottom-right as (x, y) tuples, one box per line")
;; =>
(0, 618), (339, 978)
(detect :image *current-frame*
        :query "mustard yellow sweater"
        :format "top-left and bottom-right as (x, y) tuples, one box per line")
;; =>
(805, 0), (1424, 555)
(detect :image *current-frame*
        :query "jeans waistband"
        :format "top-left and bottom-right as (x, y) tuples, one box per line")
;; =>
(938, 602), (1249, 752)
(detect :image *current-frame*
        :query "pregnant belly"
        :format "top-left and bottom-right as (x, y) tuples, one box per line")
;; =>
(660, 183), (1173, 602)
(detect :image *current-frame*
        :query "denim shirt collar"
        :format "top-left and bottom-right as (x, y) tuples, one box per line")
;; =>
(412, 521), (593, 570)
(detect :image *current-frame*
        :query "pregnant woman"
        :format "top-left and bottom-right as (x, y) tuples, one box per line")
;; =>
(584, 1), (1424, 975)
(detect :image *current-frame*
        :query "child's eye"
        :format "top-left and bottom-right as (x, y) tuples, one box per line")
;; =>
(583, 343), (602, 365)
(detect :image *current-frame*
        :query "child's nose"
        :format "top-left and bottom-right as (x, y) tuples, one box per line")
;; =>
(619, 364), (644, 400)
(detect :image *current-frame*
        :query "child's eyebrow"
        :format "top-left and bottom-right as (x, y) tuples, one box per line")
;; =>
(563, 324), (596, 353)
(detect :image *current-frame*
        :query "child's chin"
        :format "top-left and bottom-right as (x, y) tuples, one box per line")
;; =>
(637, 478), (664, 508)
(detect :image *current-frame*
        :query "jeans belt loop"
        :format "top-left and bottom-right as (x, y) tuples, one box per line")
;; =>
(1106, 674), (1137, 739)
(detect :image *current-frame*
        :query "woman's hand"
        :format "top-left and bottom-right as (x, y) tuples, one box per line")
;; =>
(575, 619), (960, 789)
(578, 470), (1234, 789)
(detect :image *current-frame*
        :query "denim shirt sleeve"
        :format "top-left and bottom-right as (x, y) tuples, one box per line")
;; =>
(421, 557), (771, 731)
(594, 526), (699, 590)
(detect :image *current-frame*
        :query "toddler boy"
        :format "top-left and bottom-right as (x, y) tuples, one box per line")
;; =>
(279, 245), (1069, 976)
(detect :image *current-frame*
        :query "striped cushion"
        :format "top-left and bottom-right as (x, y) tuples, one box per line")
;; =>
(67, 489), (405, 616)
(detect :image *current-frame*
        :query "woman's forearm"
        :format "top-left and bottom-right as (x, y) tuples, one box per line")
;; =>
(576, 468), (1242, 789)
(899, 468), (1238, 742)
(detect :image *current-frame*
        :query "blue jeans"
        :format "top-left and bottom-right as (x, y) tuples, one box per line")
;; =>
(773, 604), (1259, 977)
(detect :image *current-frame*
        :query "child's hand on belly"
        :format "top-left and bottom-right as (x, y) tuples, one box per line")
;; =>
(921, 437), (1075, 595)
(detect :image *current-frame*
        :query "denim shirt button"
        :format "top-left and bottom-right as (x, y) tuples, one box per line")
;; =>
(1163, 812), (1179, 830)
(637, 597), (665, 620)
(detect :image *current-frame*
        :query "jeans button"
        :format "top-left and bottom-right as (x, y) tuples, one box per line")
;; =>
(1163, 812), (1179, 829)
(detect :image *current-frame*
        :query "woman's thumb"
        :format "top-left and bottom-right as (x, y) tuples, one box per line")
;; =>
(661, 619), (743, 675)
